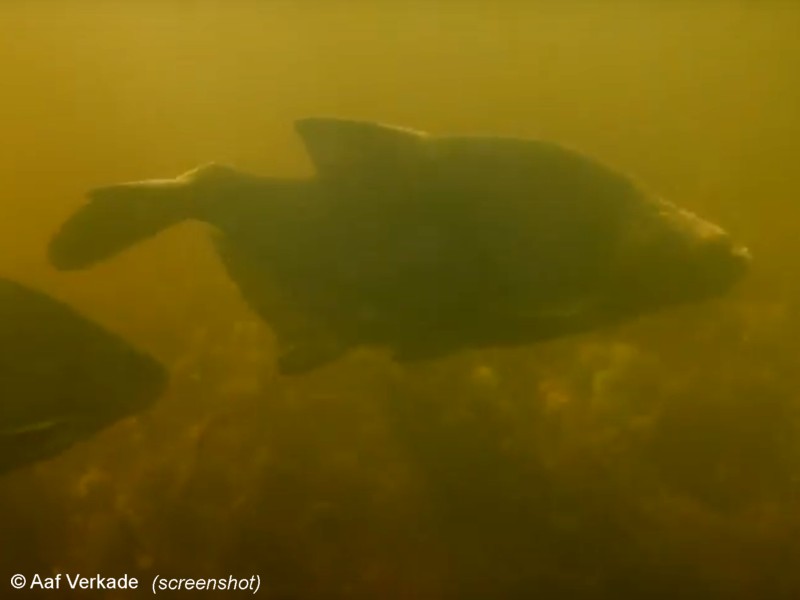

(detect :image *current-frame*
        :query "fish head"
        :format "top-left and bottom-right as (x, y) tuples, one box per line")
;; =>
(609, 197), (750, 311)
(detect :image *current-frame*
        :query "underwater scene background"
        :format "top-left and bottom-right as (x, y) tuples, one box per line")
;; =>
(1, 2), (799, 598)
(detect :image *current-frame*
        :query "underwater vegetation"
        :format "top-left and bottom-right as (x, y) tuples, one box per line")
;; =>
(2, 296), (799, 599)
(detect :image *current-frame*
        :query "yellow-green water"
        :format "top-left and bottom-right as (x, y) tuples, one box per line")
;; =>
(1, 2), (799, 598)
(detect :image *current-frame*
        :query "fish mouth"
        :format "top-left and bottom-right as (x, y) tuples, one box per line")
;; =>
(693, 235), (751, 295)
(617, 240), (752, 311)
(719, 243), (751, 288)
(731, 244), (752, 265)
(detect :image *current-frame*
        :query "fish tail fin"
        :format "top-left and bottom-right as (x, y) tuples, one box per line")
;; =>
(47, 164), (227, 270)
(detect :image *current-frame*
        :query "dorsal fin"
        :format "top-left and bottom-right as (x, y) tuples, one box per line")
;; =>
(294, 117), (431, 181)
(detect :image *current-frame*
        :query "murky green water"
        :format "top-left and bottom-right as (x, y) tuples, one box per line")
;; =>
(1, 2), (799, 598)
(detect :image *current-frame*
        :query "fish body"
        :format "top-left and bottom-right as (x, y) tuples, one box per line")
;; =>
(48, 118), (750, 374)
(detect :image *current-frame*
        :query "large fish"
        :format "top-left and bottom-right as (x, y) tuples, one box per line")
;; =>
(48, 118), (750, 374)
(0, 278), (167, 474)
